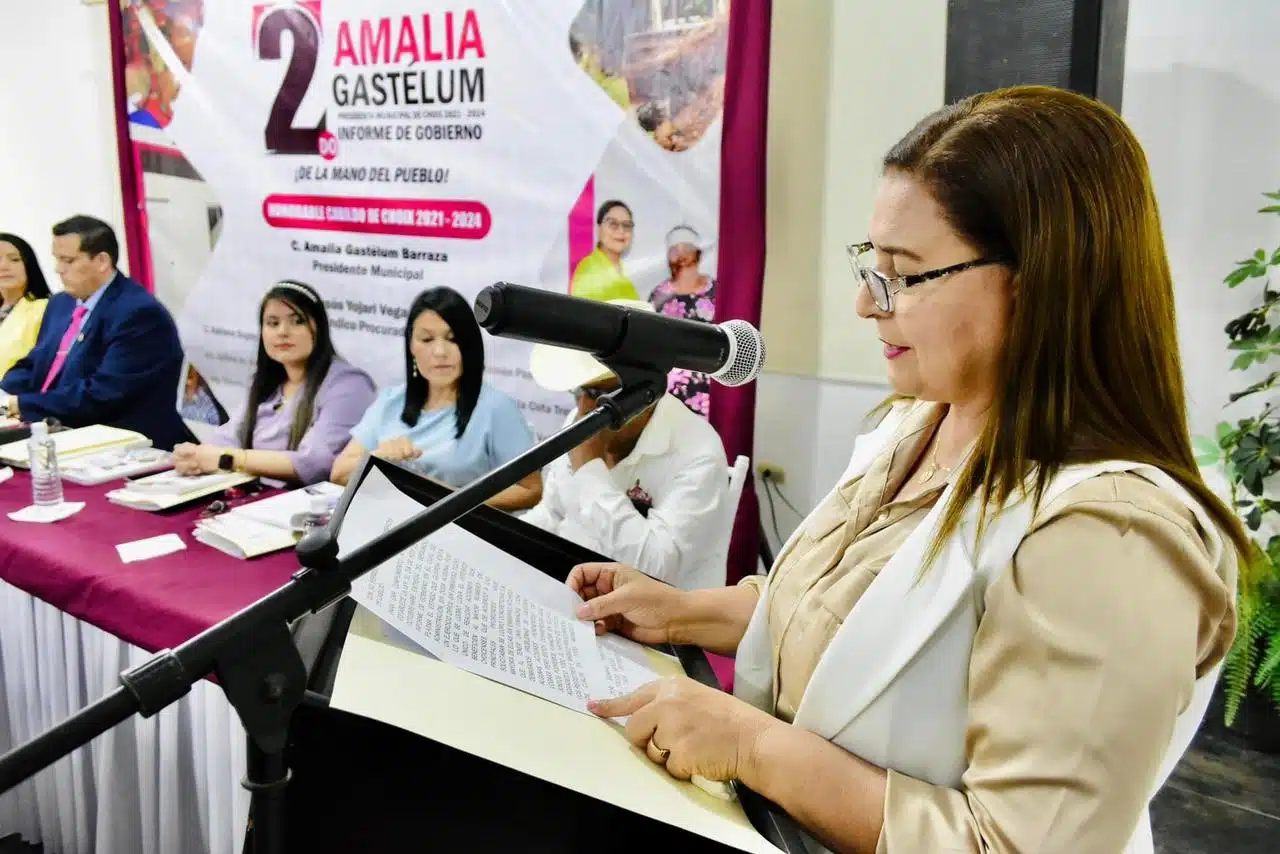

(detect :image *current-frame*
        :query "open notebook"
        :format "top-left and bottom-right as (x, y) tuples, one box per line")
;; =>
(105, 469), (256, 512)
(193, 483), (342, 559)
(0, 424), (151, 467)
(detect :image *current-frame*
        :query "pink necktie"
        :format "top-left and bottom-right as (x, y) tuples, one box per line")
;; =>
(42, 305), (88, 392)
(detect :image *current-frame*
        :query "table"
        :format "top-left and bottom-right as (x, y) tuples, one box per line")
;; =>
(0, 472), (300, 854)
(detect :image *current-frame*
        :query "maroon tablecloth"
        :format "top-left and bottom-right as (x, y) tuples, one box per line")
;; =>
(0, 472), (300, 653)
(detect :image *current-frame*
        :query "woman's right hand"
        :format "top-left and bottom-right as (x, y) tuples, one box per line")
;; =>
(373, 436), (422, 463)
(569, 563), (688, 646)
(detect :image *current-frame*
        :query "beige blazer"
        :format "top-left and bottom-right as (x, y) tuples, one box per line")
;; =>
(735, 401), (1237, 854)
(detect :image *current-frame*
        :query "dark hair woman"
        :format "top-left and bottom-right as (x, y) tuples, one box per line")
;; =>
(331, 286), (541, 511)
(0, 232), (52, 378)
(173, 280), (375, 484)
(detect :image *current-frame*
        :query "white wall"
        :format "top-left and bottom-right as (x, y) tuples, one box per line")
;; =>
(0, 1), (127, 280)
(754, 373), (887, 548)
(1122, 0), (1280, 440)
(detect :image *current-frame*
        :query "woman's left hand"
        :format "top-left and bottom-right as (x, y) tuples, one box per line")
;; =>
(172, 443), (222, 476)
(588, 676), (779, 783)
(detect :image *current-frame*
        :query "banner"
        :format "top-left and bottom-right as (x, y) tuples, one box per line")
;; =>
(119, 0), (732, 437)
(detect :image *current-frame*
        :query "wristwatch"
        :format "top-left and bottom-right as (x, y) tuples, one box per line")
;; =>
(218, 452), (235, 473)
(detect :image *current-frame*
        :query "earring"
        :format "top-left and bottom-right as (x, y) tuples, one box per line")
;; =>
(412, 363), (419, 378)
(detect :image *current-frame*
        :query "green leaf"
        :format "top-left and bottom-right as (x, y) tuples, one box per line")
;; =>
(1194, 435), (1223, 465)
(1261, 206), (1280, 215)
(1234, 352), (1257, 371)
(1256, 249), (1267, 262)
(1226, 267), (1253, 287)
(1218, 421), (1235, 442)
(1265, 190), (1280, 201)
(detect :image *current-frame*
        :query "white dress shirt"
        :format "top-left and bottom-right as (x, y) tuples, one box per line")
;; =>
(522, 394), (729, 590)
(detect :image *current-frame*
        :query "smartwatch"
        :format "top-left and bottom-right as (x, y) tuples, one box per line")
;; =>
(218, 452), (235, 473)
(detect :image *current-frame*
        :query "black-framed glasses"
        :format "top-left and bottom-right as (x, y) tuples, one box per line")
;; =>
(846, 241), (1006, 311)
(572, 386), (608, 401)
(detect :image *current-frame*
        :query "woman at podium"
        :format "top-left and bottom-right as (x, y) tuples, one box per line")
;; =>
(571, 87), (1243, 854)
(330, 286), (540, 511)
(173, 280), (375, 484)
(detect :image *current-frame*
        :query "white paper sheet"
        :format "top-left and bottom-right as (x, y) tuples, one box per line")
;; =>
(345, 468), (657, 714)
(116, 533), (186, 563)
(8, 502), (85, 523)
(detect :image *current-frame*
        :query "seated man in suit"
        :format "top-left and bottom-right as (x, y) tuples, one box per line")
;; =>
(0, 215), (187, 449)
(522, 300), (729, 591)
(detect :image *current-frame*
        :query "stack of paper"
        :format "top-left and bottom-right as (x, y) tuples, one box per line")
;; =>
(60, 446), (174, 486)
(105, 470), (256, 512)
(0, 424), (150, 467)
(193, 514), (298, 559)
(191, 482), (342, 559)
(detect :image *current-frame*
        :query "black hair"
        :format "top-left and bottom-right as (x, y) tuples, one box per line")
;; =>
(0, 233), (52, 299)
(51, 215), (120, 267)
(595, 199), (632, 225)
(401, 287), (485, 439)
(239, 281), (336, 450)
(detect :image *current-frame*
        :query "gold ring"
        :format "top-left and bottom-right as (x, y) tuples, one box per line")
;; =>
(646, 739), (671, 764)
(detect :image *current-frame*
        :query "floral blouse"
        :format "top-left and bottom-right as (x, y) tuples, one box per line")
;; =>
(649, 277), (716, 418)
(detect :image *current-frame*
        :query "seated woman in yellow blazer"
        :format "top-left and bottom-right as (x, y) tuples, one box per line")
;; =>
(570, 200), (640, 303)
(569, 87), (1243, 854)
(0, 233), (50, 379)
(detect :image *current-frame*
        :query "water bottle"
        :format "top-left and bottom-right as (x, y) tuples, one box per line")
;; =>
(28, 421), (63, 507)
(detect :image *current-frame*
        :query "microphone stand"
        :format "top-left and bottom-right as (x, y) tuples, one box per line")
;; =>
(0, 370), (667, 854)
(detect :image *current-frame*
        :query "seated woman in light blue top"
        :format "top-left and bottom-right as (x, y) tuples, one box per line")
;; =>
(330, 286), (542, 511)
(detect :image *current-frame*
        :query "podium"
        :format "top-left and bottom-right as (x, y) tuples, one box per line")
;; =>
(287, 458), (808, 853)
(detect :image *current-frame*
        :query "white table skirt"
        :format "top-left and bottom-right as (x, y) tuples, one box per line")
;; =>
(0, 580), (249, 854)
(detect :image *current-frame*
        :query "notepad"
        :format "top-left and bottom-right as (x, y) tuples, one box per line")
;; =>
(0, 424), (150, 467)
(105, 470), (256, 512)
(60, 446), (174, 486)
(192, 514), (299, 559)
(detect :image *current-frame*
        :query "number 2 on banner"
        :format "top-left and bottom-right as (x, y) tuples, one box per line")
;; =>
(258, 5), (326, 156)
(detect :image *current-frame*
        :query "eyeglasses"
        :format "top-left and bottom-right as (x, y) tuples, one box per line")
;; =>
(572, 386), (609, 401)
(846, 241), (1006, 312)
(601, 218), (634, 233)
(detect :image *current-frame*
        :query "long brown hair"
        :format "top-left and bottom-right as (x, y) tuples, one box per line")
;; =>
(882, 85), (1248, 561)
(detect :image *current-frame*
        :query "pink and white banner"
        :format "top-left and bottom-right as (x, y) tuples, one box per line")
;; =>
(117, 0), (732, 437)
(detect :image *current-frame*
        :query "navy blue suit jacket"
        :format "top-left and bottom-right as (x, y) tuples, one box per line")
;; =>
(0, 274), (187, 450)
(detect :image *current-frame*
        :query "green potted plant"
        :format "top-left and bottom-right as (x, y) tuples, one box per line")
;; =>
(1195, 190), (1280, 752)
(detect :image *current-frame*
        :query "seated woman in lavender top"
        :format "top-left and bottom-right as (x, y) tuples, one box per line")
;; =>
(172, 281), (375, 485)
(330, 287), (541, 511)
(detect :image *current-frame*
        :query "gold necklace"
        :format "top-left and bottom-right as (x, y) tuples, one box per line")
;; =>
(918, 437), (951, 483)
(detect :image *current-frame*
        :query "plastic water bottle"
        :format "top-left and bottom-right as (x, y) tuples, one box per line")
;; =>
(28, 421), (63, 507)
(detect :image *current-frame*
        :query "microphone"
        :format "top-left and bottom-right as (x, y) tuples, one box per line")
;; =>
(474, 283), (765, 386)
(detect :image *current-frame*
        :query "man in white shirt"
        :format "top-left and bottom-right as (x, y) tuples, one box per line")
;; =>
(522, 300), (729, 590)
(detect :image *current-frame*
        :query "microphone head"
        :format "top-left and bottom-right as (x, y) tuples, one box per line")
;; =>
(711, 319), (766, 387)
